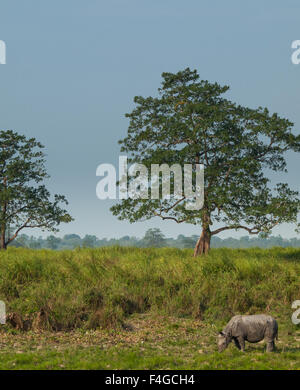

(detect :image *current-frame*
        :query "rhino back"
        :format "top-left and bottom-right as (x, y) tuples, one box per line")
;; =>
(225, 314), (277, 342)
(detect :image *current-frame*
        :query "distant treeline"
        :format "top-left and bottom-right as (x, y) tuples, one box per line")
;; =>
(9, 228), (300, 250)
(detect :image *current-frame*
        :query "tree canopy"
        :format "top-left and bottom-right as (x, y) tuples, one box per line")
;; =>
(111, 68), (300, 255)
(0, 130), (73, 249)
(142, 228), (166, 248)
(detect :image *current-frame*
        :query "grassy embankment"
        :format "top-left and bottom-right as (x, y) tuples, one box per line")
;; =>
(0, 246), (299, 369)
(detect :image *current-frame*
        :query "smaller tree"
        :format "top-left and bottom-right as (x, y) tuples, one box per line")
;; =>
(82, 234), (98, 248)
(177, 234), (198, 249)
(46, 235), (62, 250)
(0, 130), (73, 250)
(62, 234), (81, 249)
(142, 228), (166, 248)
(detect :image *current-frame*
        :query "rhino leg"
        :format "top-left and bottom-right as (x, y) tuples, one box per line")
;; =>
(233, 337), (241, 350)
(266, 340), (275, 352)
(237, 336), (245, 351)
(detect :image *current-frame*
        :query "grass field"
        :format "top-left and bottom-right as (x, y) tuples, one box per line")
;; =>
(0, 246), (299, 369)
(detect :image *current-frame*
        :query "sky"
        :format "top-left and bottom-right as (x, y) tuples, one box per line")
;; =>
(1, 0), (300, 239)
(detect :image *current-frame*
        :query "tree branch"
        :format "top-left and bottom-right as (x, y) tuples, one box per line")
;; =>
(211, 225), (260, 236)
(153, 211), (187, 223)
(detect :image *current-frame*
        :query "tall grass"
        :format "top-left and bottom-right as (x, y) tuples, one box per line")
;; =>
(0, 246), (299, 331)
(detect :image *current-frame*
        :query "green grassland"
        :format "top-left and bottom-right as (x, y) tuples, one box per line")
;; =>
(0, 246), (299, 369)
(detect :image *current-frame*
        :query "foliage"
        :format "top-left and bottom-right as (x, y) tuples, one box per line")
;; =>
(142, 228), (166, 248)
(10, 229), (300, 250)
(110, 68), (300, 254)
(0, 246), (299, 332)
(0, 130), (73, 249)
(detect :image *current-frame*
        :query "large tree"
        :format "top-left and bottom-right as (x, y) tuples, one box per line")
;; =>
(111, 68), (300, 256)
(0, 130), (73, 250)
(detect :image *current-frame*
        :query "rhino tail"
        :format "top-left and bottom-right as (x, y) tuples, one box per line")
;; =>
(275, 327), (278, 340)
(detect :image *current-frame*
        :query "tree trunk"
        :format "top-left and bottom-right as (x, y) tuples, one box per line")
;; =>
(0, 229), (7, 250)
(193, 227), (211, 256)
(0, 176), (8, 250)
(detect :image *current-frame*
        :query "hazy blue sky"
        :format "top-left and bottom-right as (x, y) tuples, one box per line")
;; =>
(1, 0), (300, 239)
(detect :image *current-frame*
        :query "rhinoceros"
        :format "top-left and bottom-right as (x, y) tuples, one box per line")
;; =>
(217, 314), (278, 352)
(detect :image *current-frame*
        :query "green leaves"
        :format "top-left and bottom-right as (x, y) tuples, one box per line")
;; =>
(0, 130), (73, 248)
(111, 68), (300, 239)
